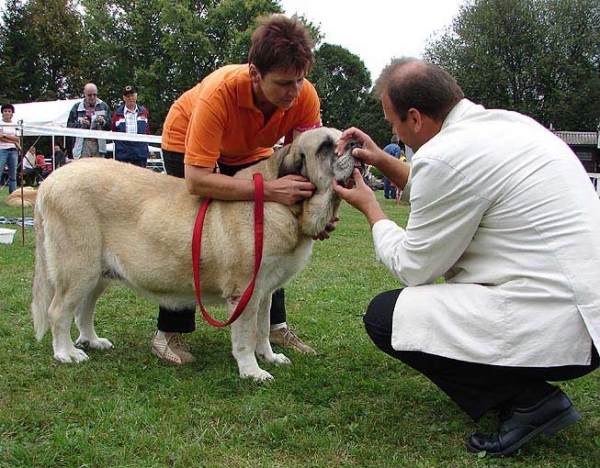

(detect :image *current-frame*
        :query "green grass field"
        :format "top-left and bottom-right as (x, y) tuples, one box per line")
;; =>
(0, 186), (598, 467)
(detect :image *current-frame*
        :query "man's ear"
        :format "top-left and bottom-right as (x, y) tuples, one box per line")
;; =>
(407, 108), (423, 133)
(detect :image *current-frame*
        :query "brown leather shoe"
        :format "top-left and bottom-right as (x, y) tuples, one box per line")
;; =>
(466, 389), (581, 457)
(269, 326), (317, 355)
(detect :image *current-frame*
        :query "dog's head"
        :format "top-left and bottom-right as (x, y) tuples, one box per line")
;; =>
(275, 127), (363, 236)
(278, 127), (363, 189)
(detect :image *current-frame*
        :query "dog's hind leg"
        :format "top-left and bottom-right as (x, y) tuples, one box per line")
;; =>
(74, 279), (114, 351)
(229, 298), (274, 381)
(48, 285), (95, 363)
(255, 294), (291, 366)
(48, 264), (107, 363)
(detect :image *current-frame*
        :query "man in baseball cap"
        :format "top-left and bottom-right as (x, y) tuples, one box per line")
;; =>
(111, 85), (151, 167)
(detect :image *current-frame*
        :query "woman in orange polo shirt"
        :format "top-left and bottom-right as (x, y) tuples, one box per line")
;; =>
(154, 14), (327, 365)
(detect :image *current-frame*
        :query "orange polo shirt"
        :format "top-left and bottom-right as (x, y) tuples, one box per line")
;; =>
(161, 84), (202, 154)
(183, 64), (321, 168)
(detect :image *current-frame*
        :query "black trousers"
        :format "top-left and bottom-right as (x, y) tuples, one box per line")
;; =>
(364, 289), (599, 421)
(156, 149), (286, 333)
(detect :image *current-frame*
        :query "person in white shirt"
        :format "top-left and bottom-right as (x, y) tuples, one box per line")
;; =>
(334, 58), (600, 458)
(0, 103), (20, 193)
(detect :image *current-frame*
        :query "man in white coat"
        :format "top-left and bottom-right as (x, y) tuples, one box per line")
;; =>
(334, 58), (599, 458)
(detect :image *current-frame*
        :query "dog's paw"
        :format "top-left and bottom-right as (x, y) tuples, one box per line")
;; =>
(54, 348), (89, 364)
(76, 337), (114, 350)
(240, 368), (274, 382)
(268, 353), (291, 366)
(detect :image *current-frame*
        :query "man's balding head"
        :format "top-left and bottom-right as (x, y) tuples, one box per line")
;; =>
(83, 83), (98, 106)
(374, 58), (464, 123)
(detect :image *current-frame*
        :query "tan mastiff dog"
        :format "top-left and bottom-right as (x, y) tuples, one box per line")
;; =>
(32, 127), (359, 381)
(6, 186), (37, 207)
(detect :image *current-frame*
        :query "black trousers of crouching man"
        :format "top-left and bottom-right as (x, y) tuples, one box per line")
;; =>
(363, 288), (600, 421)
(156, 150), (287, 333)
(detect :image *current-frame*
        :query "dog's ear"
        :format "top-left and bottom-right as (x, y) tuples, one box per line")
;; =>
(315, 133), (336, 158)
(277, 144), (306, 178)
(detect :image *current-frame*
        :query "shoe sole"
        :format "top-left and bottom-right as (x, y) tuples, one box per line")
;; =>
(466, 405), (581, 458)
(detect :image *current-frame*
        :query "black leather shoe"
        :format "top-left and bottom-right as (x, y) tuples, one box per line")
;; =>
(466, 389), (581, 457)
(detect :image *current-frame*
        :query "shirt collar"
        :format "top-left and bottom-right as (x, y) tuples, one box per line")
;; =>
(441, 99), (484, 130)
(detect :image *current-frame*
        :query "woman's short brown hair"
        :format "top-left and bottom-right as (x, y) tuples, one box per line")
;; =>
(248, 14), (315, 76)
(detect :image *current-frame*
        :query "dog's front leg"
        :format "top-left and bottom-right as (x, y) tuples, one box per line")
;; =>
(229, 301), (273, 381)
(255, 294), (291, 366)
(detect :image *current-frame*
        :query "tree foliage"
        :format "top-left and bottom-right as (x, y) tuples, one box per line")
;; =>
(0, 0), (380, 138)
(75, 0), (284, 131)
(424, 0), (600, 130)
(308, 43), (392, 147)
(309, 43), (371, 129)
(0, 0), (83, 102)
(6, 0), (597, 140)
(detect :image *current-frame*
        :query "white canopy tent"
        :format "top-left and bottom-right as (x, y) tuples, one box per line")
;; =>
(13, 99), (80, 129)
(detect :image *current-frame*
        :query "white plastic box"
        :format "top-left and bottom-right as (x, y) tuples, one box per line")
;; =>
(0, 228), (17, 244)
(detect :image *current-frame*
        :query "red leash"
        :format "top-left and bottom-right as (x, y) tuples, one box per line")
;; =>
(192, 173), (264, 327)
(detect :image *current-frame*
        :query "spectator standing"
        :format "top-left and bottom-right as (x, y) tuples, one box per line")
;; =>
(382, 135), (401, 199)
(112, 85), (151, 167)
(395, 149), (407, 203)
(153, 14), (325, 365)
(67, 83), (111, 158)
(334, 58), (600, 458)
(53, 144), (66, 169)
(0, 104), (20, 193)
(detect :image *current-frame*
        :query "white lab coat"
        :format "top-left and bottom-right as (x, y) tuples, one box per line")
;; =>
(373, 99), (600, 367)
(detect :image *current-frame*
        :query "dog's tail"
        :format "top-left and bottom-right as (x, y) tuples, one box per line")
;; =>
(31, 197), (53, 341)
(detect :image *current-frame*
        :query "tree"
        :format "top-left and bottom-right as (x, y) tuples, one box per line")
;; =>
(309, 43), (371, 130)
(309, 44), (393, 148)
(354, 93), (394, 149)
(0, 0), (84, 103)
(425, 0), (600, 130)
(76, 0), (286, 131)
(0, 0), (330, 136)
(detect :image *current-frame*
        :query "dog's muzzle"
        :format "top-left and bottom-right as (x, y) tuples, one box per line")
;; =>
(333, 140), (364, 186)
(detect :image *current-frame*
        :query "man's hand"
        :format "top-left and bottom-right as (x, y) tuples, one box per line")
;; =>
(335, 127), (386, 167)
(333, 169), (388, 227)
